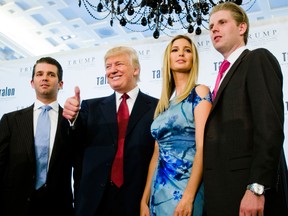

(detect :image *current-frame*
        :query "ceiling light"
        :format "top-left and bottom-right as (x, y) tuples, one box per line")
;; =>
(78, 0), (256, 39)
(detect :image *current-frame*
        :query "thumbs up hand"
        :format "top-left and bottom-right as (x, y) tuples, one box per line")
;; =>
(63, 86), (81, 121)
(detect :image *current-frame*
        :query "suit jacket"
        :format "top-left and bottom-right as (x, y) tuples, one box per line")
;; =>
(0, 105), (75, 216)
(203, 48), (288, 216)
(68, 91), (158, 216)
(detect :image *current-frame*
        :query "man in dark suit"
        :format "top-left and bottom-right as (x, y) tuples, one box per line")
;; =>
(203, 2), (288, 216)
(63, 46), (158, 216)
(0, 57), (76, 216)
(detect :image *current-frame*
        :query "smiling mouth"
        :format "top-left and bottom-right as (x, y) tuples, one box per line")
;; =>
(111, 75), (121, 80)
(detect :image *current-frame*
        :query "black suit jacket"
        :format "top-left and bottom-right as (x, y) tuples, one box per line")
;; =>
(203, 48), (288, 216)
(67, 90), (158, 216)
(0, 105), (75, 216)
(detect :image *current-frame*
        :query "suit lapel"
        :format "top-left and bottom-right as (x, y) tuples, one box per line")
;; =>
(15, 105), (35, 164)
(126, 91), (152, 136)
(97, 92), (153, 144)
(100, 94), (118, 143)
(212, 49), (250, 109)
(48, 106), (63, 170)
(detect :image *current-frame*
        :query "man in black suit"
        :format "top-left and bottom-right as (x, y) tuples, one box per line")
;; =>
(0, 57), (76, 216)
(203, 2), (288, 216)
(63, 46), (158, 216)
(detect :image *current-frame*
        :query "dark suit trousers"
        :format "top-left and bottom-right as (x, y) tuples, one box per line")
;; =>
(264, 189), (288, 215)
(29, 185), (50, 216)
(95, 180), (124, 216)
(29, 185), (74, 216)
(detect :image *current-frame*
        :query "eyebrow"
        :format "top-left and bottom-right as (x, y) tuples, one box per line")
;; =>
(171, 45), (191, 49)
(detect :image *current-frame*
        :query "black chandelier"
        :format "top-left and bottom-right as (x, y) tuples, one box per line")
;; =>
(78, 0), (256, 39)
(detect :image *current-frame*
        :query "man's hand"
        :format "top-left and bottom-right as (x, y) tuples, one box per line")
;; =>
(63, 86), (81, 121)
(239, 189), (265, 216)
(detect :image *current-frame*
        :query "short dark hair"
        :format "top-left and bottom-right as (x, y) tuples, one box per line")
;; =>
(32, 57), (63, 81)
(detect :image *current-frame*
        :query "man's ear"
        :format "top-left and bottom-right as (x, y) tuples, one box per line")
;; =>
(133, 67), (140, 76)
(239, 22), (247, 36)
(30, 80), (35, 89)
(58, 80), (64, 90)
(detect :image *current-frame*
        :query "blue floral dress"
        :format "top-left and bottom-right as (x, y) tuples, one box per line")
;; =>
(149, 87), (212, 216)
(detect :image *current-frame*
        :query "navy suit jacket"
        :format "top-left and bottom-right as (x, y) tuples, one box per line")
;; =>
(0, 105), (75, 216)
(204, 48), (288, 215)
(69, 91), (158, 216)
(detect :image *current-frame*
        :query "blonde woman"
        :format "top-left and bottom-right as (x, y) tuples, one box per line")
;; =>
(141, 35), (212, 216)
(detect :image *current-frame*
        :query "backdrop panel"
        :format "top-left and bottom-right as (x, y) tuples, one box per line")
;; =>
(1, 17), (287, 164)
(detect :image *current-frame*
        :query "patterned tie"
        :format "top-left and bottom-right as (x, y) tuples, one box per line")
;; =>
(212, 60), (230, 100)
(35, 105), (52, 190)
(111, 93), (129, 187)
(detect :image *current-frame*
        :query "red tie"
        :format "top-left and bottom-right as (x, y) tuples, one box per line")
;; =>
(212, 60), (230, 100)
(111, 93), (129, 187)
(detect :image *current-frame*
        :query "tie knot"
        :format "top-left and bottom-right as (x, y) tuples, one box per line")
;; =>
(121, 93), (129, 100)
(219, 60), (230, 75)
(42, 105), (52, 112)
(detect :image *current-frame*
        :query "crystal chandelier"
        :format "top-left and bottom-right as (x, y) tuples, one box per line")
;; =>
(78, 0), (256, 39)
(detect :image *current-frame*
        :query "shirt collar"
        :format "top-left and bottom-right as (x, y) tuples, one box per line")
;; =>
(115, 86), (139, 101)
(227, 46), (247, 65)
(34, 99), (59, 112)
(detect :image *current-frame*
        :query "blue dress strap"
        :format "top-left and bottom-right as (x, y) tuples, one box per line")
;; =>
(189, 85), (212, 114)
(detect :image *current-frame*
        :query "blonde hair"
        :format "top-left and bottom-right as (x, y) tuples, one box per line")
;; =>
(104, 46), (141, 81)
(154, 35), (199, 118)
(210, 2), (249, 45)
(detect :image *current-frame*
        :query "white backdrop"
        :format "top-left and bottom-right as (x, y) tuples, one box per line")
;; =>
(1, 17), (288, 163)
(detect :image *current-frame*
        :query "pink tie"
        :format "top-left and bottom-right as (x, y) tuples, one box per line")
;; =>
(111, 93), (129, 187)
(212, 60), (230, 100)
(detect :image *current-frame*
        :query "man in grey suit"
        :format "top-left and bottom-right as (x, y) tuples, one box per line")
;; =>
(203, 2), (288, 216)
(63, 46), (158, 216)
(0, 57), (76, 216)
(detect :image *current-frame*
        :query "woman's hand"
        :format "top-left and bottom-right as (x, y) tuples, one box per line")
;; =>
(140, 201), (150, 216)
(174, 197), (193, 216)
